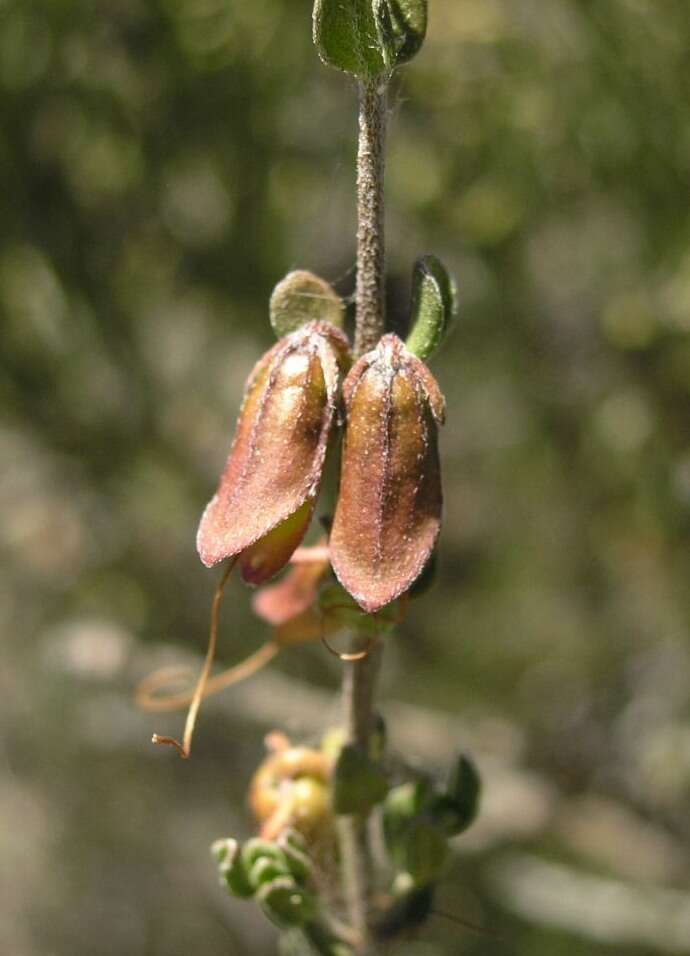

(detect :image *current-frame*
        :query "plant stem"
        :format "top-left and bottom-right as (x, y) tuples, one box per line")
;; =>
(354, 76), (387, 358)
(337, 74), (389, 956)
(337, 642), (383, 956)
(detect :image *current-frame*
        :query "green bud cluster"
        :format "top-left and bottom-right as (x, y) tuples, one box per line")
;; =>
(213, 830), (356, 953)
(382, 754), (481, 888)
(212, 831), (318, 928)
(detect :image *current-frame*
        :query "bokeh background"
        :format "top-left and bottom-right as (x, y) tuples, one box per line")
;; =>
(2, 1), (690, 954)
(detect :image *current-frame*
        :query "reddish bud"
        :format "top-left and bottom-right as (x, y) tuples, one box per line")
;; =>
(330, 334), (444, 613)
(197, 322), (350, 582)
(251, 538), (330, 626)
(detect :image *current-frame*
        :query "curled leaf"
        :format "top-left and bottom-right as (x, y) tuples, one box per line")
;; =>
(256, 876), (318, 929)
(212, 838), (254, 899)
(276, 830), (313, 884)
(330, 334), (444, 612)
(405, 255), (458, 362)
(197, 321), (350, 578)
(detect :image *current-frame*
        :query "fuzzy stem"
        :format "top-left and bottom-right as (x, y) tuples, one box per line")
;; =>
(354, 76), (387, 357)
(337, 641), (383, 955)
(337, 70), (389, 956)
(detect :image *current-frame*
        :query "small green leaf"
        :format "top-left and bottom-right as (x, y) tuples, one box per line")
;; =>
(257, 876), (318, 929)
(433, 753), (481, 836)
(269, 270), (345, 339)
(332, 744), (389, 815)
(313, 0), (385, 77)
(212, 838), (254, 898)
(405, 255), (458, 362)
(382, 778), (432, 849)
(392, 818), (448, 886)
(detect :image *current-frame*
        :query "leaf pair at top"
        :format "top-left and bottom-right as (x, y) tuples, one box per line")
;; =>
(197, 264), (455, 614)
(313, 0), (427, 78)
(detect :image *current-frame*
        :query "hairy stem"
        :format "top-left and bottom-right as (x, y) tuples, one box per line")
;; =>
(337, 642), (383, 955)
(337, 70), (389, 956)
(354, 76), (387, 358)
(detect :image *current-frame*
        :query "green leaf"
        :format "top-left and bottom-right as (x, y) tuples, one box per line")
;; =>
(270, 270), (345, 339)
(313, 0), (387, 77)
(332, 744), (389, 815)
(428, 754), (480, 836)
(438, 753), (481, 835)
(382, 778), (432, 849)
(390, 819), (448, 886)
(313, 1), (427, 76)
(405, 255), (458, 362)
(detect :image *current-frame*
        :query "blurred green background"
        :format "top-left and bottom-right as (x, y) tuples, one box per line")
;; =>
(2, 1), (690, 954)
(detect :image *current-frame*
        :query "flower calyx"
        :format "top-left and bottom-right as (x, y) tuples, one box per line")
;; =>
(330, 333), (445, 613)
(197, 320), (350, 584)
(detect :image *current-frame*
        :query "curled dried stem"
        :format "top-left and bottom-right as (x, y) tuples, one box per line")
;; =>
(151, 559), (235, 758)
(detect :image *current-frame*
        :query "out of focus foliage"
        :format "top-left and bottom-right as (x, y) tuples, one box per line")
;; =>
(1, 1), (689, 955)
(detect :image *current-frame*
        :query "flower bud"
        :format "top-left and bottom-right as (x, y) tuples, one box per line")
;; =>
(212, 838), (254, 899)
(248, 854), (292, 890)
(197, 321), (350, 583)
(256, 876), (318, 929)
(249, 744), (333, 841)
(330, 334), (444, 612)
(276, 829), (313, 884)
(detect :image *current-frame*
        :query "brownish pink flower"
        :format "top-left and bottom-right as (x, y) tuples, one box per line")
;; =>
(197, 322), (350, 584)
(329, 333), (444, 613)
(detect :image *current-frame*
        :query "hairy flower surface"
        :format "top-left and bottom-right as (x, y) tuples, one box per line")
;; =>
(197, 321), (350, 583)
(330, 333), (444, 613)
